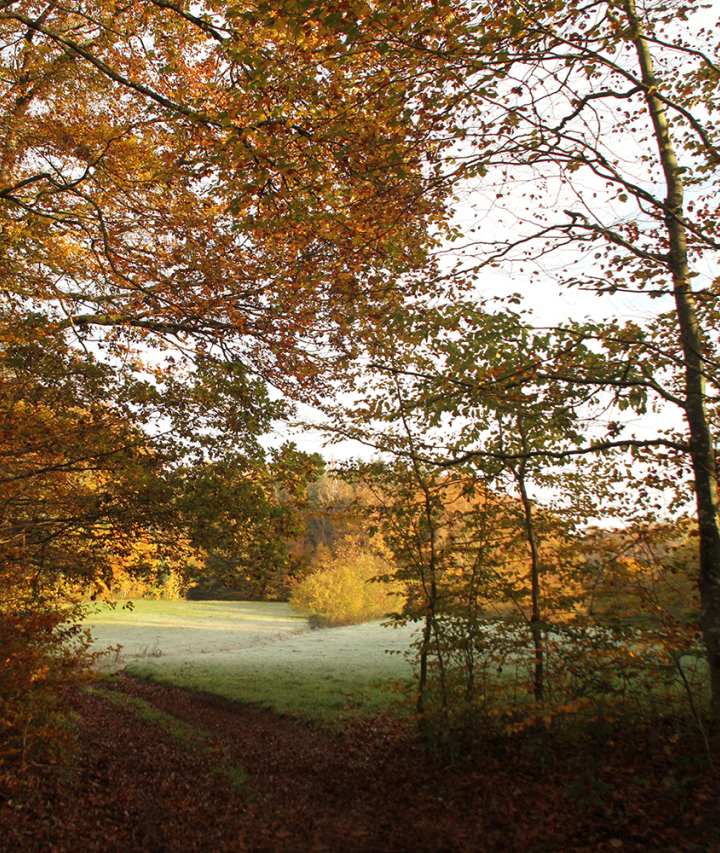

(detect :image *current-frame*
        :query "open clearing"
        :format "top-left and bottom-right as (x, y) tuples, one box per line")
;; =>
(86, 600), (311, 661)
(86, 600), (417, 720)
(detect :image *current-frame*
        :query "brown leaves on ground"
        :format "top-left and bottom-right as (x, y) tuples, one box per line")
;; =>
(0, 674), (718, 853)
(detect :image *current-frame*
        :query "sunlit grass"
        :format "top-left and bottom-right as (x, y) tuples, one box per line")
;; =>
(86, 600), (309, 664)
(85, 602), (708, 727)
(127, 620), (417, 723)
(86, 599), (305, 628)
(84, 601), (417, 722)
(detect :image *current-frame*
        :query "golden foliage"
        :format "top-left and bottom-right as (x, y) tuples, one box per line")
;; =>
(290, 534), (404, 626)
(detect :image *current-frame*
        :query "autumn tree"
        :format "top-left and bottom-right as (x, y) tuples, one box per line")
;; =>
(289, 531), (401, 626)
(0, 305), (326, 604)
(314, 0), (720, 719)
(0, 0), (446, 396)
(0, 0), (452, 754)
(0, 314), (175, 594)
(451, 0), (720, 718)
(0, 0), (453, 591)
(326, 303), (606, 732)
(0, 313), (176, 758)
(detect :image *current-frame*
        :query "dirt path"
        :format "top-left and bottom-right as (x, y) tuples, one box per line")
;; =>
(0, 674), (718, 853)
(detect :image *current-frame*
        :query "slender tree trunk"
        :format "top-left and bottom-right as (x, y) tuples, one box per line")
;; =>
(627, 0), (720, 721)
(417, 610), (431, 717)
(398, 383), (448, 730)
(515, 460), (544, 703)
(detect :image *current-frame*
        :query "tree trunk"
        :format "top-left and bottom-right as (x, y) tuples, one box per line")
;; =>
(627, 0), (720, 721)
(515, 458), (544, 703)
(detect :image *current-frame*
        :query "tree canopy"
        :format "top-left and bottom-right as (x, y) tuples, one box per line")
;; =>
(0, 0), (450, 585)
(0, 0), (452, 752)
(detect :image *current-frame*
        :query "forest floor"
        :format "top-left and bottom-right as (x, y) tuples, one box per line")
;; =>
(1, 673), (719, 853)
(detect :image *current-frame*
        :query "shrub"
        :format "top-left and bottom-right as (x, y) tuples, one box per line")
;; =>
(290, 535), (403, 626)
(0, 597), (95, 765)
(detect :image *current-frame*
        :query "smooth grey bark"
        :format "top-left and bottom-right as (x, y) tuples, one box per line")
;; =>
(626, 0), (720, 720)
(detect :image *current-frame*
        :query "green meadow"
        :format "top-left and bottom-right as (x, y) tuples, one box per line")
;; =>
(86, 600), (417, 722)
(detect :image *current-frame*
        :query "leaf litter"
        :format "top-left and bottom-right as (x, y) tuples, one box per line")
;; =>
(0, 673), (718, 853)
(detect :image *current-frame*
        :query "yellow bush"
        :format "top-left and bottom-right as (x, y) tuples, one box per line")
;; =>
(290, 536), (403, 626)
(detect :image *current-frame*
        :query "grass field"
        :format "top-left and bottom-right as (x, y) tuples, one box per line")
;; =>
(86, 601), (417, 722)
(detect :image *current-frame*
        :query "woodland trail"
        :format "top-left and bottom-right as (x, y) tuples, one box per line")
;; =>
(0, 673), (718, 853)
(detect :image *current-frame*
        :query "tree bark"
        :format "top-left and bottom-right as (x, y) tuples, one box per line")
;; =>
(626, 0), (720, 720)
(515, 457), (544, 703)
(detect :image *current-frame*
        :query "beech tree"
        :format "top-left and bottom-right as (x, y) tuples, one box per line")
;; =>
(326, 303), (611, 730)
(336, 0), (720, 718)
(0, 0), (447, 581)
(0, 0), (448, 752)
(304, 0), (720, 726)
(0, 0), (446, 394)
